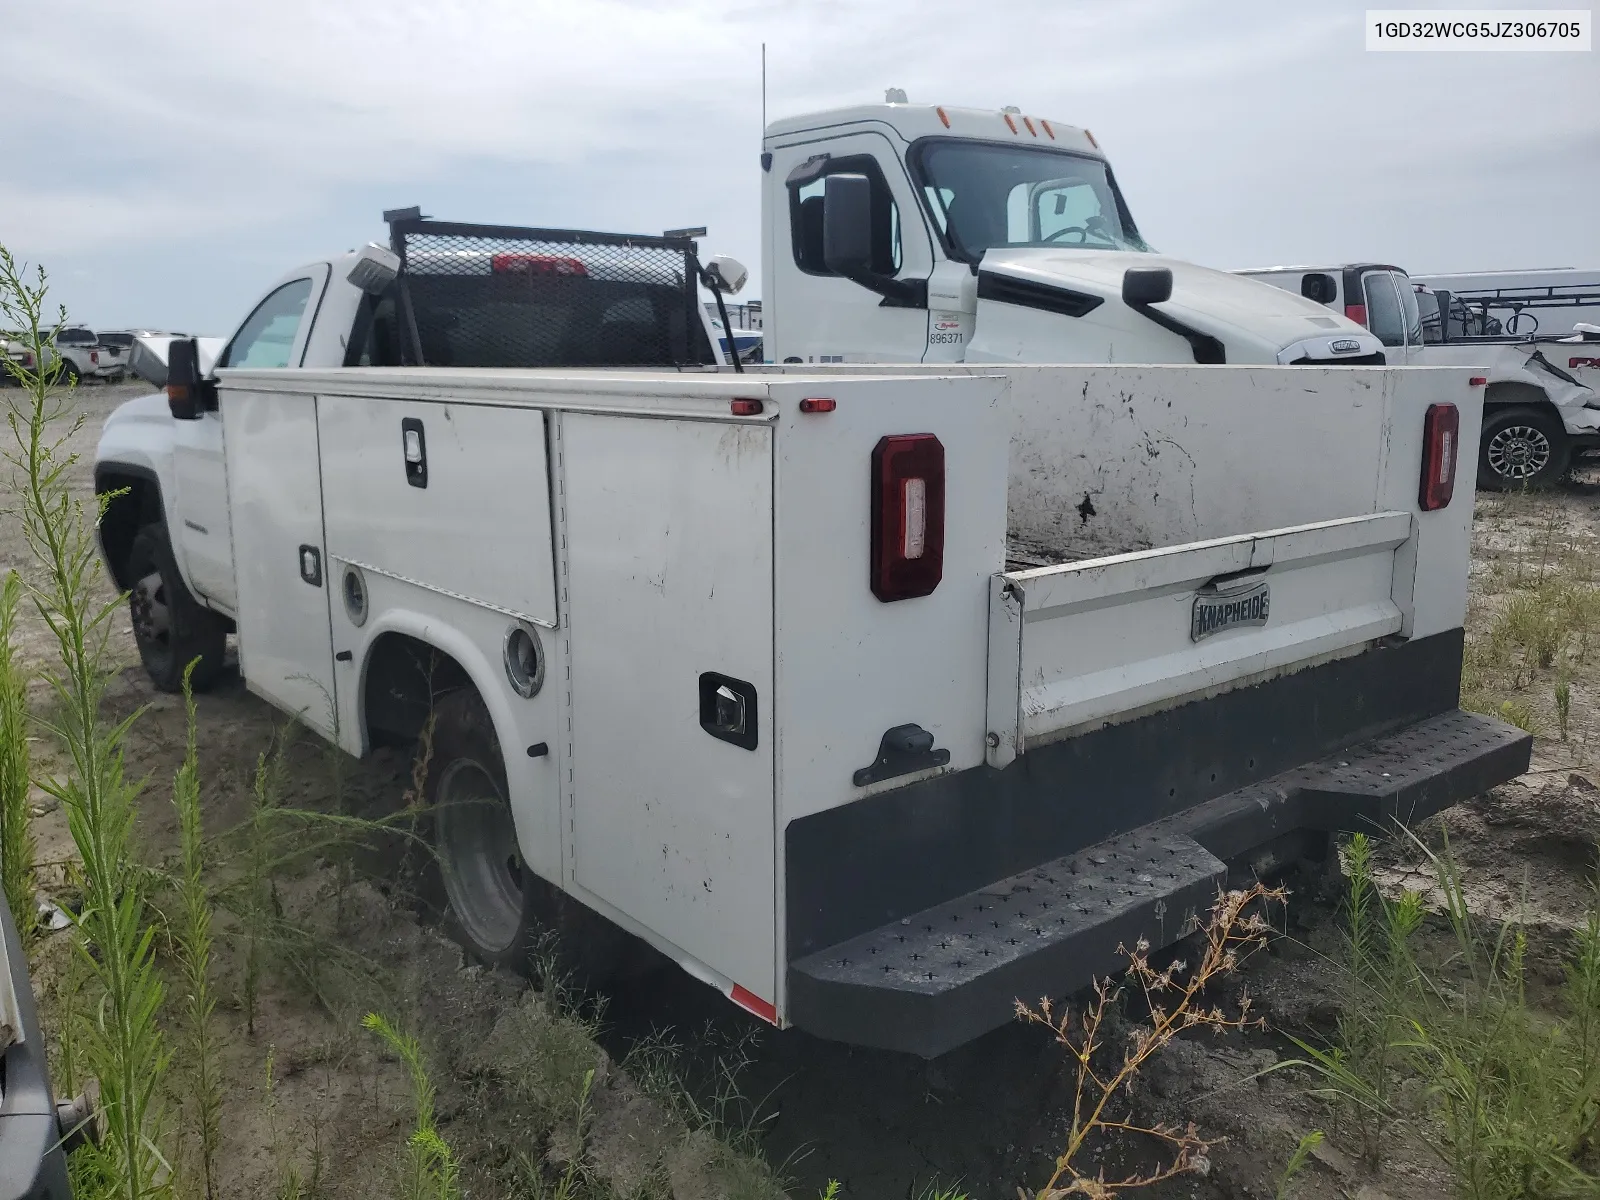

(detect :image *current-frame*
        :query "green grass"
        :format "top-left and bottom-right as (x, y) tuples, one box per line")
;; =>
(1291, 831), (1600, 1198)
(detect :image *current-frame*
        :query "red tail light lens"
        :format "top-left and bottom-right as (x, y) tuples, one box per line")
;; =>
(1345, 303), (1368, 327)
(871, 434), (945, 601)
(1419, 403), (1459, 511)
(90, 350), (100, 364)
(490, 253), (588, 276)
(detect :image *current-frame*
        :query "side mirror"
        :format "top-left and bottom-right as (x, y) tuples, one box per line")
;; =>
(347, 243), (400, 295)
(822, 173), (876, 278)
(1301, 272), (1337, 305)
(1433, 289), (1453, 342)
(1122, 267), (1173, 306)
(166, 338), (212, 420)
(703, 255), (749, 296)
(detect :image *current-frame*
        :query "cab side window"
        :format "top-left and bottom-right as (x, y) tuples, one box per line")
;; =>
(218, 278), (314, 369)
(790, 156), (902, 277)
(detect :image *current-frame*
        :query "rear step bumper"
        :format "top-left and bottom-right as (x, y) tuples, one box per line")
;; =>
(788, 709), (1530, 1058)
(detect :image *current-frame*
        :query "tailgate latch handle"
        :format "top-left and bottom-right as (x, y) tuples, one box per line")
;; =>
(853, 723), (950, 788)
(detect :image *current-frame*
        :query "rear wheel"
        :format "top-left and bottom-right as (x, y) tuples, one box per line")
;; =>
(127, 524), (228, 693)
(1478, 406), (1569, 490)
(58, 360), (81, 386)
(424, 689), (634, 985)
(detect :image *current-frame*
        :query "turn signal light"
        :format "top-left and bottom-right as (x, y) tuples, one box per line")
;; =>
(1419, 403), (1459, 512)
(871, 434), (945, 602)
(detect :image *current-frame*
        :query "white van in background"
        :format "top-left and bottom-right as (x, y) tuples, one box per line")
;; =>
(1237, 262), (1600, 489)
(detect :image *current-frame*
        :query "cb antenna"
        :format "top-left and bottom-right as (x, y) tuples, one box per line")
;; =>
(761, 42), (767, 133)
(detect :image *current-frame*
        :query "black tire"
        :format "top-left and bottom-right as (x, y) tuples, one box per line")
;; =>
(126, 524), (228, 693)
(1478, 406), (1570, 490)
(423, 688), (634, 985)
(59, 360), (81, 386)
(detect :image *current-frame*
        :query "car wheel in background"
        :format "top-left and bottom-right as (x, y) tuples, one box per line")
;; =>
(1478, 406), (1570, 490)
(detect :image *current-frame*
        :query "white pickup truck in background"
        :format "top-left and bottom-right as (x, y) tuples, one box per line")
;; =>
(1237, 262), (1600, 489)
(94, 207), (1528, 1056)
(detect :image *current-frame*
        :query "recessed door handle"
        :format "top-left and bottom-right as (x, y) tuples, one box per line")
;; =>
(298, 545), (323, 587)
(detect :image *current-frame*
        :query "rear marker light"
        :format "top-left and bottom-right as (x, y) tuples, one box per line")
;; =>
(729, 984), (777, 1025)
(871, 434), (945, 602)
(1345, 303), (1368, 327)
(491, 252), (588, 276)
(730, 398), (763, 415)
(1419, 402), (1459, 511)
(798, 397), (836, 413)
(1469, 376), (1487, 386)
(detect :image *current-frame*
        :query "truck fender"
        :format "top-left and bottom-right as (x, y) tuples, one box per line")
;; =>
(354, 607), (551, 879)
(93, 461), (169, 591)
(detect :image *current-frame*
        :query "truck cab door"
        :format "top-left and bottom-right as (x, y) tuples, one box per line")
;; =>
(175, 265), (329, 614)
(1361, 270), (1419, 365)
(764, 132), (934, 363)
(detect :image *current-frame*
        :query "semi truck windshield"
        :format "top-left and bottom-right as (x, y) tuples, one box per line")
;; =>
(909, 141), (1150, 262)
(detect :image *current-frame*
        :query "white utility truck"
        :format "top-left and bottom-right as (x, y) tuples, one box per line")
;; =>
(1238, 262), (1600, 489)
(95, 206), (1528, 1056)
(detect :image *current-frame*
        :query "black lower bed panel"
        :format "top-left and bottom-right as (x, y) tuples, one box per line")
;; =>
(784, 631), (1532, 1056)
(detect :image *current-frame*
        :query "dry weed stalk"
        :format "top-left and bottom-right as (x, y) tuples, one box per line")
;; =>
(1017, 883), (1285, 1199)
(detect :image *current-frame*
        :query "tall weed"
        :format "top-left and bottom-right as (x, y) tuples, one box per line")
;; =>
(172, 666), (221, 1199)
(0, 570), (36, 940)
(2, 242), (170, 1197)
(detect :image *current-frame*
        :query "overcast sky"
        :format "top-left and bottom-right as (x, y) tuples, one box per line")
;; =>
(2, 0), (1595, 333)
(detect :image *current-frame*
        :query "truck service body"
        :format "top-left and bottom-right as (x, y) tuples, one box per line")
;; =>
(93, 107), (1528, 1058)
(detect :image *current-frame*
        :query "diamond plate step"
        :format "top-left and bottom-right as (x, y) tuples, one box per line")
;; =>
(789, 828), (1224, 1057)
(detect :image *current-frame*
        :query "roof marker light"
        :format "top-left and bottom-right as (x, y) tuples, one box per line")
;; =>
(1022, 116), (1037, 136)
(1003, 112), (1018, 134)
(936, 106), (950, 128)
(1084, 129), (1099, 148)
(1040, 119), (1056, 139)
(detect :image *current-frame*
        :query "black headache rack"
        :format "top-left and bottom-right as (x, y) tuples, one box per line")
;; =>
(785, 632), (1533, 1058)
(349, 211), (719, 370)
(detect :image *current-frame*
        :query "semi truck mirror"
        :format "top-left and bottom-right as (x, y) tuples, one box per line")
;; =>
(1122, 267), (1174, 306)
(822, 173), (876, 279)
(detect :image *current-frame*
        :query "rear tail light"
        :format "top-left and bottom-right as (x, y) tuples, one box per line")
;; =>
(1419, 403), (1459, 511)
(90, 350), (99, 364)
(871, 434), (944, 601)
(490, 253), (588, 276)
(1345, 303), (1368, 327)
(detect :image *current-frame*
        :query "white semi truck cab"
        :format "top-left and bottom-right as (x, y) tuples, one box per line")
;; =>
(760, 101), (1383, 367)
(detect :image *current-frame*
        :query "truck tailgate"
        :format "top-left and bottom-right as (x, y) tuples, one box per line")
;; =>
(986, 511), (1413, 766)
